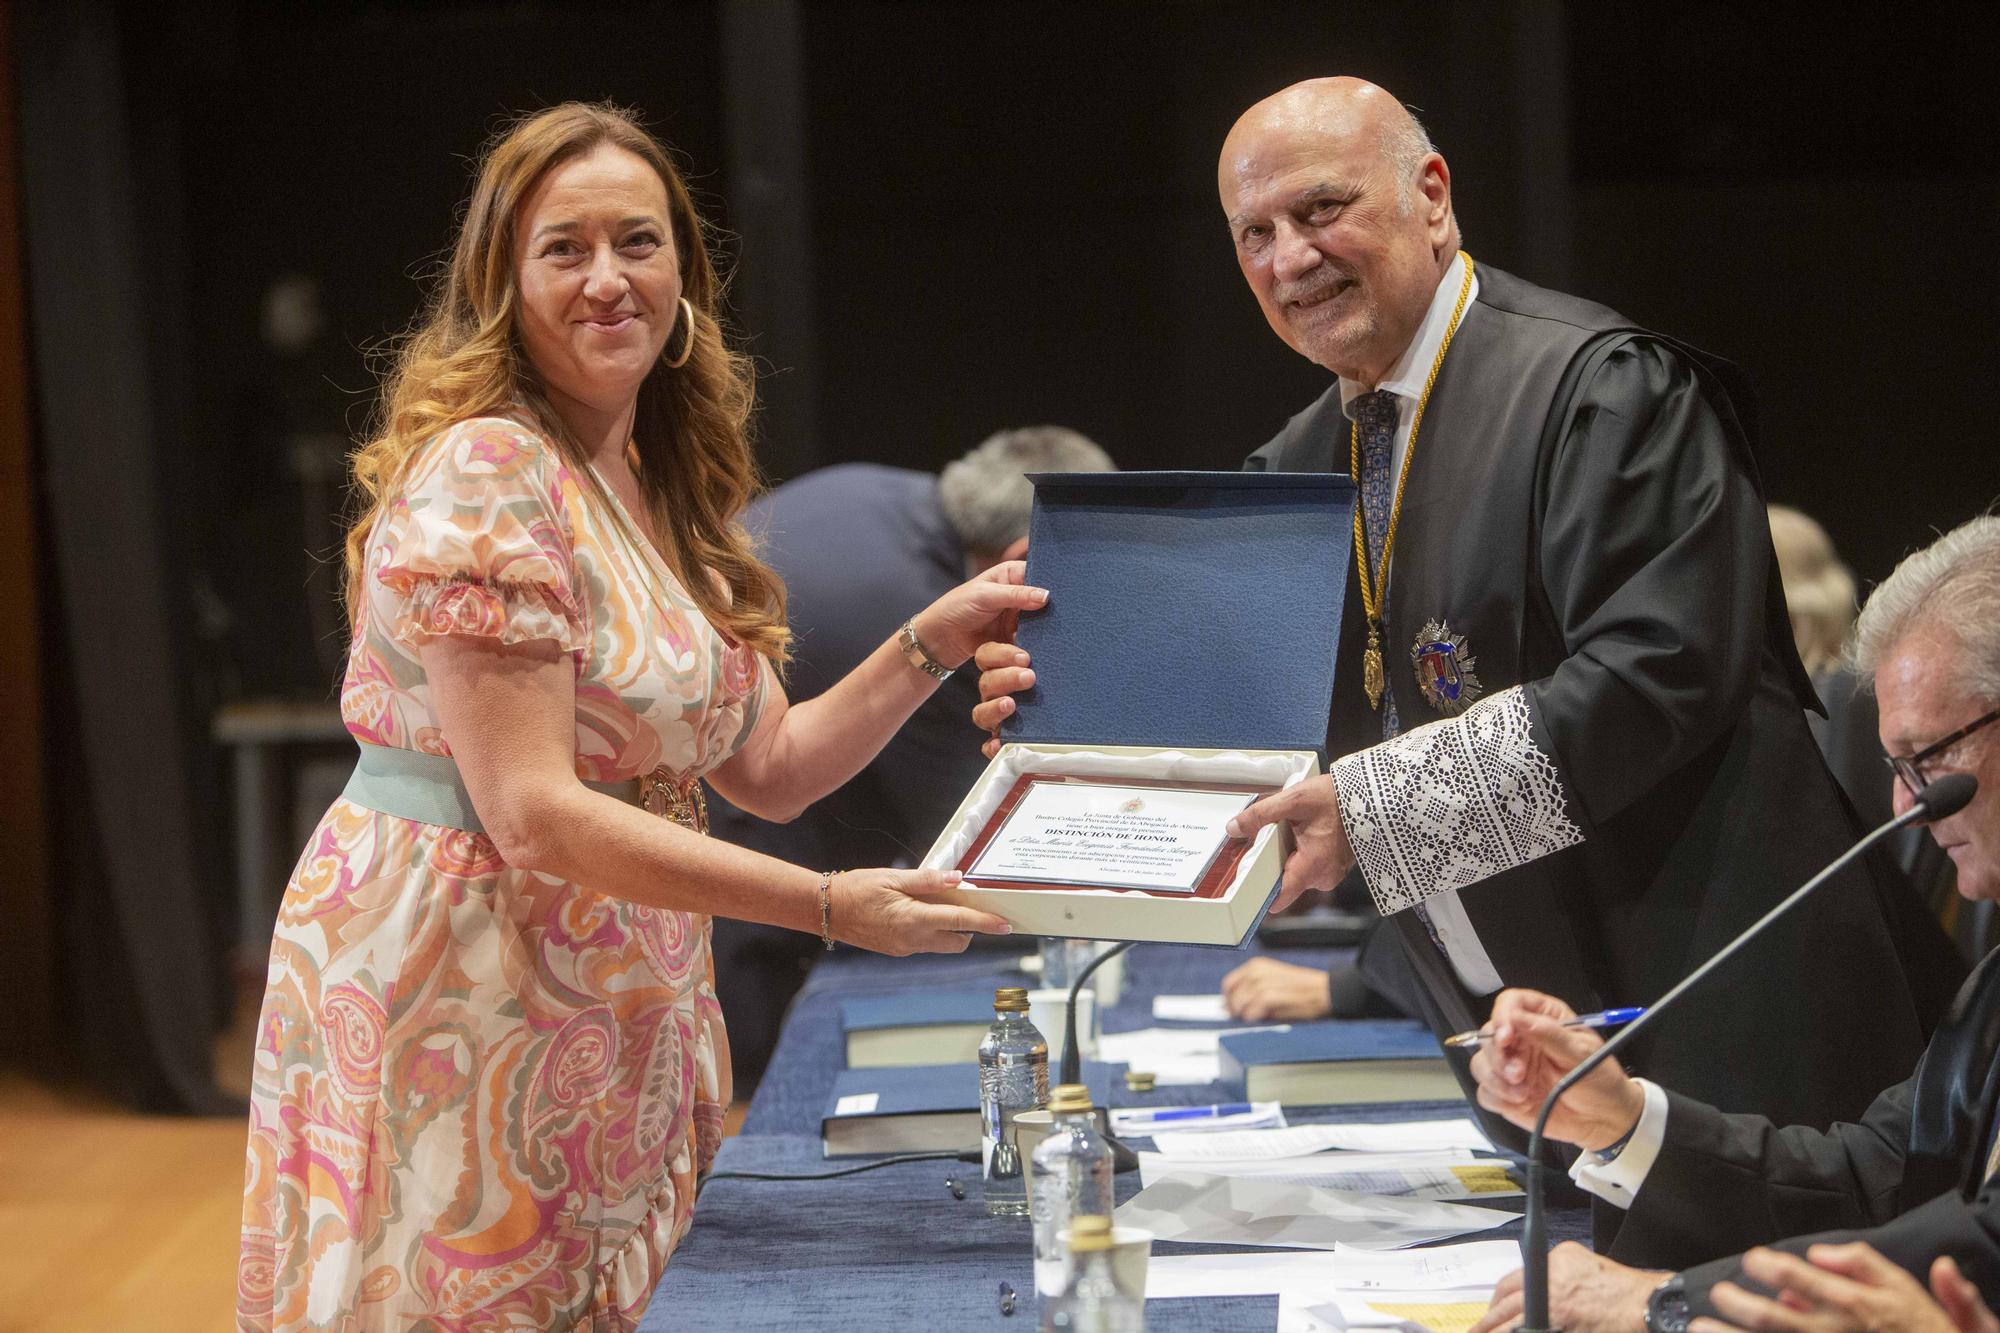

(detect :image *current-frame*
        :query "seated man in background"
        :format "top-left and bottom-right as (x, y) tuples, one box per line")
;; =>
(709, 426), (1113, 1088)
(1465, 516), (2000, 1331)
(1773, 503), (1959, 926)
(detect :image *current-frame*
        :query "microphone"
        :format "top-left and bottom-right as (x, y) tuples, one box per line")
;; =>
(1517, 773), (1977, 1331)
(1059, 940), (1141, 1174)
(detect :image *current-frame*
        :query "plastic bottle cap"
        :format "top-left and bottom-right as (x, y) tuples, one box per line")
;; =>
(994, 987), (1029, 1012)
(1068, 1215), (1114, 1253)
(1049, 1083), (1094, 1114)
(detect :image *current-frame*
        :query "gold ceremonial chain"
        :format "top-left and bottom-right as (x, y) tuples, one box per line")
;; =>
(1351, 252), (1477, 710)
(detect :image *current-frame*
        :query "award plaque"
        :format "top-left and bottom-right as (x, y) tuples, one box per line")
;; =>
(918, 470), (1356, 947)
(957, 776), (1275, 897)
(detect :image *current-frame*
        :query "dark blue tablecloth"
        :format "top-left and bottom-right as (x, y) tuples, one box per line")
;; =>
(644, 941), (1590, 1330)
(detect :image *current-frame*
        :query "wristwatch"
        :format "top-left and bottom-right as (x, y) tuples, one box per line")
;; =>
(898, 618), (953, 681)
(1644, 1273), (1690, 1333)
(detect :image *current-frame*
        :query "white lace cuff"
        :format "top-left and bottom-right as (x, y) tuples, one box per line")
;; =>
(1330, 685), (1583, 916)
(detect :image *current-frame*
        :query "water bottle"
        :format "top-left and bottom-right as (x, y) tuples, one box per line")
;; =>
(1030, 1083), (1114, 1298)
(1041, 1215), (1144, 1332)
(979, 986), (1049, 1216)
(1038, 937), (1098, 990)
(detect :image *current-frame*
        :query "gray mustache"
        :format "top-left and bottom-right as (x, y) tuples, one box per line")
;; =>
(1275, 273), (1355, 305)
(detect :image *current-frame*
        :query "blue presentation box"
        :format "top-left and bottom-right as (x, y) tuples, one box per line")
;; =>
(923, 471), (1357, 947)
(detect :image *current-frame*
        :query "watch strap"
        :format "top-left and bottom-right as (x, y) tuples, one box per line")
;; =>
(1645, 1273), (1690, 1333)
(899, 618), (953, 681)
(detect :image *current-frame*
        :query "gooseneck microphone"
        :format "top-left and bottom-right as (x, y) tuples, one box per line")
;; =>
(1518, 772), (1977, 1331)
(1060, 940), (1141, 1174)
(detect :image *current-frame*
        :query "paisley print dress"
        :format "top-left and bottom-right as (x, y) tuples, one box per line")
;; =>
(238, 417), (766, 1331)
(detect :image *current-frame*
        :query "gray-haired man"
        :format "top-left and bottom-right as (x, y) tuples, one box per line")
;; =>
(1468, 516), (2000, 1331)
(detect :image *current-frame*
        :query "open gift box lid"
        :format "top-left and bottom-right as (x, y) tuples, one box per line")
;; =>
(931, 471), (1357, 948)
(1001, 471), (1357, 759)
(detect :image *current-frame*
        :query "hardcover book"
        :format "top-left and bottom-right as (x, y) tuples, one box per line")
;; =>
(1217, 1021), (1462, 1107)
(838, 989), (1007, 1069)
(820, 1062), (1116, 1158)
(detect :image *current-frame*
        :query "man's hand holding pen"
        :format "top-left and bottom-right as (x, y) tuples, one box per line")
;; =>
(1466, 988), (1648, 1154)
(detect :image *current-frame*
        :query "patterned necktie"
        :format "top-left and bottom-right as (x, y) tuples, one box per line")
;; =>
(1352, 389), (1403, 741)
(1355, 388), (1448, 951)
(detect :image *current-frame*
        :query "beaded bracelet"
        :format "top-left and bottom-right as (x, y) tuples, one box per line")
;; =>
(818, 870), (836, 951)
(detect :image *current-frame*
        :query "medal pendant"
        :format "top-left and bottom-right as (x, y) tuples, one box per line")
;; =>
(1363, 628), (1386, 711)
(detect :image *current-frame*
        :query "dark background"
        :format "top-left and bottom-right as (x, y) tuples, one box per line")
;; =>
(5, 0), (1998, 1109)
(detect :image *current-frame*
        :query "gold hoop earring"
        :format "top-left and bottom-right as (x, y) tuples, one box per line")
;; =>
(663, 297), (696, 369)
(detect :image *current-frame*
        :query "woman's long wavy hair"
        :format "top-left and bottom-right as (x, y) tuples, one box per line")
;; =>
(344, 101), (789, 663)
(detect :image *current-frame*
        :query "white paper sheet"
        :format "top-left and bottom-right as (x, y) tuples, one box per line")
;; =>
(1113, 1171), (1513, 1252)
(1138, 1149), (1486, 1186)
(1150, 1120), (1493, 1162)
(1144, 1239), (1520, 1299)
(1110, 1102), (1285, 1136)
(968, 781), (1255, 892)
(1096, 1024), (1288, 1086)
(1151, 993), (1233, 1022)
(1135, 1150), (1520, 1200)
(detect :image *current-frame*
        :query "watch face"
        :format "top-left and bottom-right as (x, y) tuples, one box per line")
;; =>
(1647, 1278), (1691, 1333)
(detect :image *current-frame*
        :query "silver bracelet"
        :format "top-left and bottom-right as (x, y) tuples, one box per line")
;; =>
(898, 618), (953, 681)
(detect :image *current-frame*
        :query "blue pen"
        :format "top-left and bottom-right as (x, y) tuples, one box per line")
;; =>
(1443, 1006), (1646, 1051)
(1122, 1102), (1257, 1124)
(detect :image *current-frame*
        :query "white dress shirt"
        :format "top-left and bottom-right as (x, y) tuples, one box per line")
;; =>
(1569, 1077), (1670, 1207)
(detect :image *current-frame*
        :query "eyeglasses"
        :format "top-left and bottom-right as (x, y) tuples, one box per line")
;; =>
(1882, 706), (2000, 796)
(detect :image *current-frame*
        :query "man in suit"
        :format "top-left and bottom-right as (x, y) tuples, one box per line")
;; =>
(1465, 515), (2000, 1330)
(709, 426), (1111, 1087)
(973, 76), (1961, 1183)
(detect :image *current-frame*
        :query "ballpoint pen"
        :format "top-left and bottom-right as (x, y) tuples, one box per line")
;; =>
(1442, 1006), (1646, 1050)
(1117, 1102), (1257, 1124)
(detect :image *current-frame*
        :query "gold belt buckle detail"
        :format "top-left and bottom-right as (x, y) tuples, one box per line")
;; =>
(643, 768), (708, 835)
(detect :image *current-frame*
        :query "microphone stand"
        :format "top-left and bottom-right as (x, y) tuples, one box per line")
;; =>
(1519, 793), (1949, 1331)
(1058, 940), (1141, 1174)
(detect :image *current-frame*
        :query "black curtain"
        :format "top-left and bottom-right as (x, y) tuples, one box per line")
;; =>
(15, 0), (232, 1114)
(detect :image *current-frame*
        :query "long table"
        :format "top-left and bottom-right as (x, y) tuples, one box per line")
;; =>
(644, 942), (1589, 1330)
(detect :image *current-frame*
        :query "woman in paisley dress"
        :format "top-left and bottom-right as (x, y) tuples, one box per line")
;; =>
(237, 103), (1040, 1331)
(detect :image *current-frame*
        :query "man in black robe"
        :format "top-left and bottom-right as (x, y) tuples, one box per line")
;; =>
(972, 77), (1961, 1235)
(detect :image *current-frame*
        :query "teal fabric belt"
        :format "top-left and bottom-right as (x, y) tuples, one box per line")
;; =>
(342, 742), (642, 834)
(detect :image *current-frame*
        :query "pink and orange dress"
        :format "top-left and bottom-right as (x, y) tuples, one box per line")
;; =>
(238, 416), (766, 1330)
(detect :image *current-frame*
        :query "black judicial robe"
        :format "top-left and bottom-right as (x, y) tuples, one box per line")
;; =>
(1243, 265), (1962, 1213)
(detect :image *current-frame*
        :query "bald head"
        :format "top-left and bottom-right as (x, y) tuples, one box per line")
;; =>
(1220, 78), (1433, 205)
(1218, 77), (1458, 384)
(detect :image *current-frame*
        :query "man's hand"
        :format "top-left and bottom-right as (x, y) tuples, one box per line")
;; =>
(1930, 1256), (2000, 1333)
(1472, 1243), (1665, 1333)
(1221, 957), (1333, 1021)
(972, 640), (1035, 759)
(1225, 774), (1354, 909)
(1696, 1244), (1982, 1333)
(1468, 988), (1646, 1152)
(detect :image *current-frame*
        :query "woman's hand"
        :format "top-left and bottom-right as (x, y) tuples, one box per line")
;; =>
(909, 560), (1048, 672)
(1468, 988), (1645, 1151)
(828, 868), (1014, 957)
